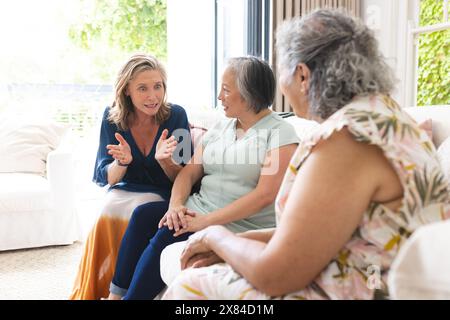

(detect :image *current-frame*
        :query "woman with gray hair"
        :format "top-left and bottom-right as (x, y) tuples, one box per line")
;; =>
(162, 9), (449, 300)
(104, 56), (299, 299)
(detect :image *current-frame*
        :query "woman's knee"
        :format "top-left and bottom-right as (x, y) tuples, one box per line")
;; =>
(101, 190), (134, 220)
(129, 202), (169, 229)
(148, 227), (177, 250)
(150, 227), (193, 253)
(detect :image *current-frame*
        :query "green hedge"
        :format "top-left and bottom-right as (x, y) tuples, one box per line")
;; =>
(417, 0), (450, 106)
(69, 0), (167, 60)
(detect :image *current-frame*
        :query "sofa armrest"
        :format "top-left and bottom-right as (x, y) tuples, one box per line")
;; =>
(46, 145), (81, 242)
(388, 220), (450, 299)
(46, 148), (76, 214)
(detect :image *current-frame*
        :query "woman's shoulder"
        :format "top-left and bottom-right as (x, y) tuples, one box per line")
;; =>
(100, 106), (117, 130)
(168, 103), (187, 117)
(202, 118), (233, 142)
(260, 113), (300, 146)
(210, 117), (234, 131)
(340, 94), (401, 117)
(165, 103), (189, 126)
(101, 106), (111, 120)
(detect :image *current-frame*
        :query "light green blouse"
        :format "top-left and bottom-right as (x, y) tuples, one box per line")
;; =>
(184, 112), (299, 233)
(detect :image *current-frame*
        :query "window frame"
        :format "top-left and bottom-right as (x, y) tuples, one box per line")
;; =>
(246, 0), (271, 60)
(213, 0), (271, 107)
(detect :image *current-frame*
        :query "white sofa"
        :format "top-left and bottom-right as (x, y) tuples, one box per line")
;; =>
(403, 106), (450, 149)
(0, 120), (81, 251)
(160, 105), (450, 299)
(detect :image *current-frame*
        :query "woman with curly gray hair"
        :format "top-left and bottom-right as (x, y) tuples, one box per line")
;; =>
(162, 9), (449, 300)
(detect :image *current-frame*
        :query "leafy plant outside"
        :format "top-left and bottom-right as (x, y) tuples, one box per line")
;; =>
(69, 0), (167, 61)
(417, 0), (450, 106)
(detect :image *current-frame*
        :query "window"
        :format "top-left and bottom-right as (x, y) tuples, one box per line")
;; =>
(167, 0), (270, 114)
(407, 0), (449, 106)
(214, 0), (271, 107)
(215, 0), (248, 103)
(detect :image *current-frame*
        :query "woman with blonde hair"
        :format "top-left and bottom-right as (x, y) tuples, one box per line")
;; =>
(70, 53), (192, 300)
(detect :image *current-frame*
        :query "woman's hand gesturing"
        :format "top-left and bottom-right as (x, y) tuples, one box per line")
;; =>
(107, 133), (133, 165)
(155, 129), (178, 162)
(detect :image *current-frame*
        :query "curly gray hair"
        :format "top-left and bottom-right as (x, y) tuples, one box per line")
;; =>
(276, 9), (396, 119)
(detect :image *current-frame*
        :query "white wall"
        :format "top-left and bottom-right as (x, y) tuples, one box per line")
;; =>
(167, 0), (216, 116)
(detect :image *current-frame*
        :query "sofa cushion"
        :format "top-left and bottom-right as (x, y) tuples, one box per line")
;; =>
(0, 173), (51, 214)
(160, 240), (186, 286)
(0, 120), (68, 176)
(388, 219), (450, 299)
(418, 119), (433, 140)
(403, 106), (450, 148)
(189, 124), (208, 151)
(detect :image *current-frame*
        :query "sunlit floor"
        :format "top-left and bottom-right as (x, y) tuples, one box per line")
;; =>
(0, 242), (84, 300)
(0, 189), (103, 300)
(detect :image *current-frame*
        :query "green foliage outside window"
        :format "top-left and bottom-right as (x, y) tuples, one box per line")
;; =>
(417, 0), (450, 106)
(62, 0), (167, 136)
(69, 0), (167, 60)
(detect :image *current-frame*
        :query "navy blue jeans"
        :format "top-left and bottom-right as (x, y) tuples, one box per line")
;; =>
(111, 201), (193, 300)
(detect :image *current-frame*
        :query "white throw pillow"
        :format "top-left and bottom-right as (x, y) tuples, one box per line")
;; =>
(388, 220), (450, 299)
(437, 136), (450, 182)
(0, 120), (69, 176)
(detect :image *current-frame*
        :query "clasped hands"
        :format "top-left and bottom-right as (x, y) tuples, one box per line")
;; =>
(158, 206), (208, 237)
(159, 207), (225, 270)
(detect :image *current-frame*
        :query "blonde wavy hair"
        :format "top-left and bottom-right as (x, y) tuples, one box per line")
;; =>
(108, 53), (171, 130)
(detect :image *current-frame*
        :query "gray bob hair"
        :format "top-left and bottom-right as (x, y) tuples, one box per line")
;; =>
(226, 56), (276, 113)
(276, 9), (396, 119)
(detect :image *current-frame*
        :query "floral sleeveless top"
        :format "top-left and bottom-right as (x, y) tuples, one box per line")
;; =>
(162, 95), (449, 300)
(274, 95), (450, 299)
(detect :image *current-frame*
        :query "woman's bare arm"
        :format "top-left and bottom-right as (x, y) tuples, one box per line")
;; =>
(173, 144), (297, 237)
(201, 129), (403, 296)
(238, 228), (275, 243)
(204, 144), (297, 225)
(169, 145), (205, 208)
